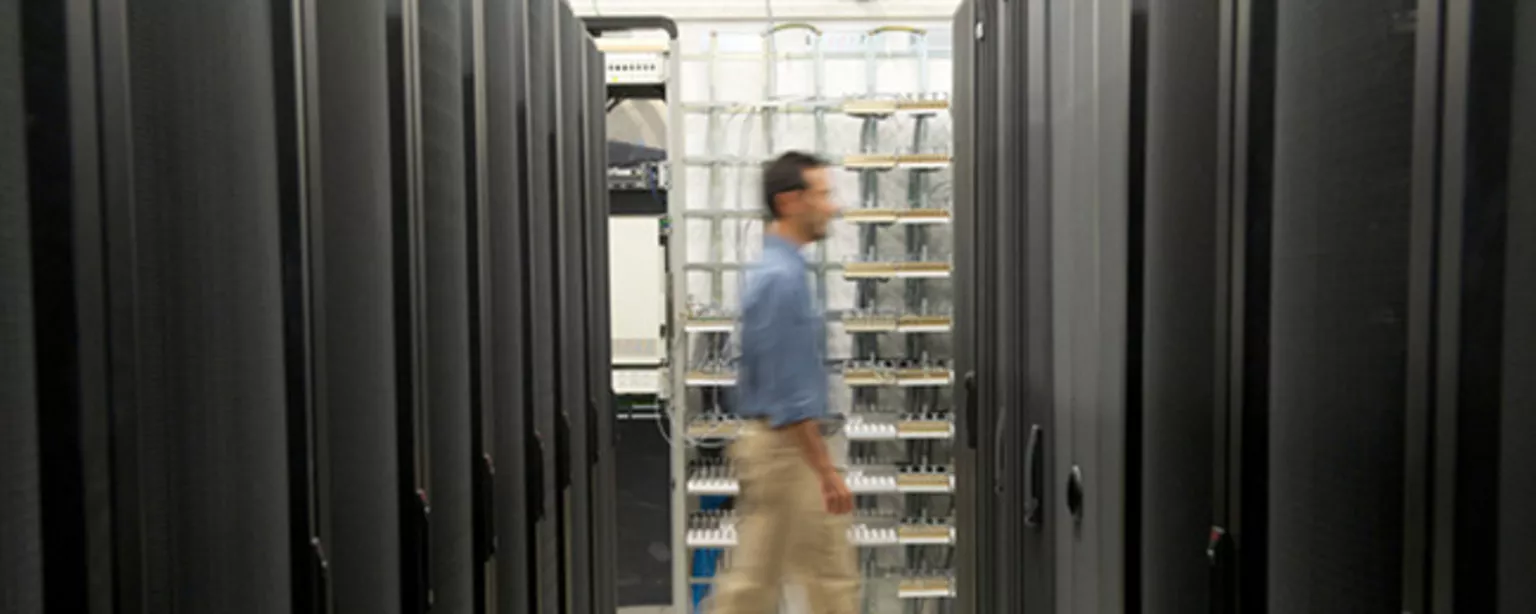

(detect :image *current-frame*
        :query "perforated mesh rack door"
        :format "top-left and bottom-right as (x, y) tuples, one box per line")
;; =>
(107, 1), (295, 609)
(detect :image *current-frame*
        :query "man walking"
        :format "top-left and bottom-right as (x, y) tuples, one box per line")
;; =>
(712, 151), (858, 614)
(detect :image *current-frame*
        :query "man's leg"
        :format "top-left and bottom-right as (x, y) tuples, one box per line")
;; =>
(711, 430), (790, 614)
(783, 460), (859, 614)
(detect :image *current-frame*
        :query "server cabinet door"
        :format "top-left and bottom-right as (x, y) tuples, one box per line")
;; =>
(3, 7), (43, 606)
(308, 0), (405, 612)
(1137, 1), (1222, 612)
(1265, 2), (1418, 612)
(949, 4), (981, 613)
(1497, 10), (1536, 607)
(992, 0), (1031, 611)
(584, 40), (619, 613)
(961, 2), (1009, 613)
(984, 0), (1061, 611)
(1044, 0), (1132, 611)
(479, 0), (535, 610)
(553, 6), (595, 612)
(93, 1), (296, 610)
(414, 0), (477, 610)
(523, 1), (564, 611)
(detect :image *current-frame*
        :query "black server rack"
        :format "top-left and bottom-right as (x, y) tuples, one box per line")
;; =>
(91, 1), (298, 611)
(3, 1), (43, 609)
(1266, 3), (1417, 611)
(1136, 2), (1222, 613)
(1498, 9), (1536, 611)
(385, 0), (437, 610)
(949, 3), (982, 613)
(585, 39), (618, 614)
(478, 0), (535, 611)
(415, 0), (476, 611)
(1133, 1), (1536, 612)
(305, 0), (405, 612)
(553, 5), (594, 613)
(958, 0), (1134, 611)
(522, 1), (564, 611)
(12, 1), (619, 613)
(1496, 10), (1535, 610)
(1422, 2), (1535, 612)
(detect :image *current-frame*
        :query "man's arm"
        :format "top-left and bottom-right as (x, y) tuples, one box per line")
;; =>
(785, 418), (837, 477)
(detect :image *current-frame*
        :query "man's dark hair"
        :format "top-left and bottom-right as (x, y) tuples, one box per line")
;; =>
(762, 151), (830, 218)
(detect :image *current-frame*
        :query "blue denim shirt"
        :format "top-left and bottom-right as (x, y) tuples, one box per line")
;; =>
(736, 235), (827, 428)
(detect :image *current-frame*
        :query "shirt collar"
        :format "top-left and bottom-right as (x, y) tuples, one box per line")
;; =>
(764, 233), (805, 264)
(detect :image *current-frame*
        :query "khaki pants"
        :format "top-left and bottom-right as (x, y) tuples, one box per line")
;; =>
(711, 422), (860, 614)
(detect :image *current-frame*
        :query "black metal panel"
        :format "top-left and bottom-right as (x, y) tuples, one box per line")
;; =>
(1, 3), (43, 607)
(102, 0), (294, 609)
(480, 0), (533, 611)
(1498, 4), (1536, 611)
(1002, 0), (1057, 610)
(417, 0), (476, 611)
(586, 40), (618, 614)
(968, 3), (1003, 613)
(1267, 1), (1416, 611)
(24, 1), (115, 609)
(307, 1), (404, 612)
(949, 4), (979, 613)
(555, 8), (594, 612)
(1437, 0), (1516, 610)
(993, 0), (1028, 610)
(385, 1), (431, 610)
(460, 0), (492, 610)
(523, 1), (563, 611)
(1139, 2), (1220, 612)
(1231, 2), (1277, 609)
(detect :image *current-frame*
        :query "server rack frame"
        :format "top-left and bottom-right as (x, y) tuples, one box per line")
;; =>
(582, 39), (619, 614)
(18, 1), (119, 610)
(552, 6), (595, 612)
(579, 16), (680, 609)
(949, 5), (981, 614)
(522, 2), (564, 611)
(1210, 1), (1276, 610)
(477, 0), (536, 610)
(93, 2), (299, 611)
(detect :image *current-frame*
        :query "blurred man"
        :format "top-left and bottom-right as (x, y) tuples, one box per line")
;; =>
(712, 151), (858, 614)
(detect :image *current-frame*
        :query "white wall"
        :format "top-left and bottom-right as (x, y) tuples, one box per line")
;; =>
(576, 0), (961, 22)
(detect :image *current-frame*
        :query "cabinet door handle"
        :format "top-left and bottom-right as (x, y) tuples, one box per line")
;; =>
(963, 371), (978, 449)
(1066, 465), (1084, 523)
(413, 489), (434, 611)
(476, 454), (497, 561)
(1023, 425), (1044, 528)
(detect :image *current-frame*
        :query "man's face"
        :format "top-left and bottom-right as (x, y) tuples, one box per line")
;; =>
(787, 167), (838, 241)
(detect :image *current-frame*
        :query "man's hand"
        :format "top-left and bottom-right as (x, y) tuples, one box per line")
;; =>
(819, 470), (854, 515)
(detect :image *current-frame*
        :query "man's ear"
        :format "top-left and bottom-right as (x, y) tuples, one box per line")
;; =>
(772, 190), (794, 215)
